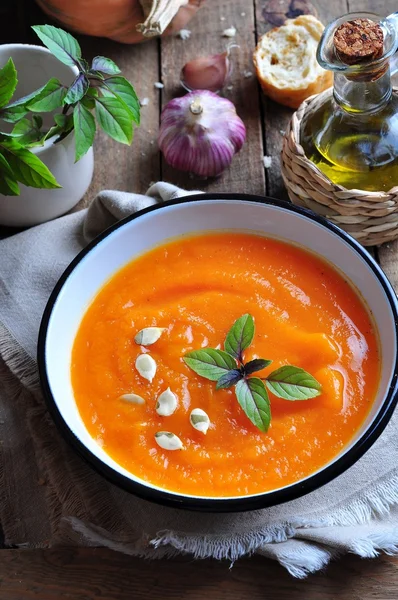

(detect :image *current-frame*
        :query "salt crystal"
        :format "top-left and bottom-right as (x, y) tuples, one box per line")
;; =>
(241, 12), (246, 16)
(177, 29), (191, 40)
(222, 26), (236, 38)
(140, 97), (149, 106)
(263, 156), (272, 169)
(244, 71), (253, 78)
(220, 16), (226, 21)
(226, 85), (234, 91)
(154, 82), (164, 89)
(279, 129), (286, 136)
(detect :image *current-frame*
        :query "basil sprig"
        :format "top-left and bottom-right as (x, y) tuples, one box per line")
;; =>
(183, 314), (322, 433)
(0, 25), (140, 196)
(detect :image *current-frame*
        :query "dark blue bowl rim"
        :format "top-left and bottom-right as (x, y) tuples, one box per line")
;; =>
(37, 193), (398, 513)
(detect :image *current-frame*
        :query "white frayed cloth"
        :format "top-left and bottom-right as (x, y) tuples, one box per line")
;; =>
(1, 182), (398, 579)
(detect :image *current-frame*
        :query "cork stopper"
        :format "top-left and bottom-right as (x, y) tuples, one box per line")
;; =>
(333, 18), (384, 65)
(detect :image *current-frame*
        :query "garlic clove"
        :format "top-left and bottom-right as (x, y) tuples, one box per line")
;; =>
(180, 44), (238, 94)
(119, 393), (145, 405)
(135, 354), (157, 382)
(190, 408), (210, 434)
(155, 431), (184, 451)
(156, 388), (178, 416)
(222, 26), (237, 38)
(135, 327), (166, 346)
(177, 29), (191, 40)
(181, 52), (230, 93)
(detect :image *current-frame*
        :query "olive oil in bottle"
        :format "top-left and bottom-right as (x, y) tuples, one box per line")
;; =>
(300, 15), (398, 192)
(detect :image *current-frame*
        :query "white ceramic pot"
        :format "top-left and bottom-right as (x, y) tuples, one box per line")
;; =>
(39, 195), (398, 512)
(0, 44), (94, 227)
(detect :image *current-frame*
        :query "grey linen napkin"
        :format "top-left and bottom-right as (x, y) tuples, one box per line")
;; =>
(1, 182), (398, 578)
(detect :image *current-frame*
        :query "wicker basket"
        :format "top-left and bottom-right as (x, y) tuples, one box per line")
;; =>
(281, 88), (398, 246)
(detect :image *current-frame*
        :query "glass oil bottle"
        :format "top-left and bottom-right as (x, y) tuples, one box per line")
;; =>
(300, 12), (398, 192)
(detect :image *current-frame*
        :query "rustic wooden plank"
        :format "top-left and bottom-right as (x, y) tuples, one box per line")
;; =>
(0, 548), (398, 599)
(254, 0), (349, 199)
(160, 0), (265, 196)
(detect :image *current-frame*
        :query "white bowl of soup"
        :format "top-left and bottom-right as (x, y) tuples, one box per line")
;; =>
(38, 195), (398, 511)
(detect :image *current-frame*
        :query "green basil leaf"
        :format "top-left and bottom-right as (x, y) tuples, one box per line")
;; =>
(100, 76), (140, 125)
(37, 112), (72, 146)
(4, 87), (45, 108)
(183, 348), (237, 381)
(32, 25), (82, 67)
(95, 96), (133, 144)
(54, 114), (69, 128)
(1, 100), (32, 123)
(32, 115), (43, 129)
(91, 56), (121, 75)
(0, 151), (15, 178)
(64, 73), (89, 105)
(0, 173), (20, 196)
(39, 124), (61, 144)
(88, 70), (105, 80)
(4, 82), (54, 109)
(265, 366), (322, 401)
(26, 78), (66, 112)
(1, 141), (61, 188)
(44, 114), (74, 145)
(0, 58), (17, 109)
(235, 377), (271, 433)
(0, 83), (52, 121)
(216, 369), (243, 390)
(87, 87), (99, 98)
(10, 117), (43, 146)
(73, 101), (96, 162)
(9, 119), (33, 136)
(244, 358), (272, 376)
(224, 314), (255, 361)
(38, 126), (64, 147)
(81, 95), (95, 110)
(0, 150), (20, 194)
(0, 104), (27, 122)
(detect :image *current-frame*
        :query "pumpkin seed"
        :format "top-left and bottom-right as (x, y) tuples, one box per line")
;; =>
(156, 388), (178, 416)
(119, 393), (145, 405)
(135, 327), (165, 346)
(135, 354), (157, 382)
(190, 408), (210, 434)
(155, 431), (184, 451)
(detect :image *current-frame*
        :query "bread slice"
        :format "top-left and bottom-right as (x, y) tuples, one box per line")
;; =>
(253, 15), (333, 109)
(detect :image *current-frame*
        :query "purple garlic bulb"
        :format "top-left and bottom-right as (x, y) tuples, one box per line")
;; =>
(158, 90), (246, 177)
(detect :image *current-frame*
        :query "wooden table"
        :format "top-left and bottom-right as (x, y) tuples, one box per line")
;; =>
(1, 0), (398, 597)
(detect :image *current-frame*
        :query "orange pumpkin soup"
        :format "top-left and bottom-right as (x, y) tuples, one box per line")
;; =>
(71, 233), (380, 497)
